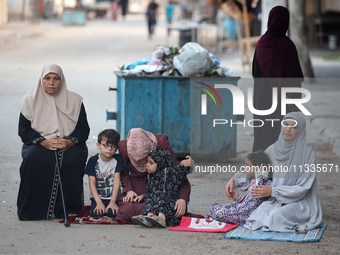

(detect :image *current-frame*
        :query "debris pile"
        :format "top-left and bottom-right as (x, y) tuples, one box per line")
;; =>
(118, 42), (236, 77)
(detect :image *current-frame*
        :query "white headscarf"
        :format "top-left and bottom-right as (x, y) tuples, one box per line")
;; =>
(18, 64), (83, 139)
(266, 112), (314, 186)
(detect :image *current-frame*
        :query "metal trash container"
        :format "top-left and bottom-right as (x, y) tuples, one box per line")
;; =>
(179, 29), (197, 47)
(108, 72), (240, 161)
(62, 11), (86, 26)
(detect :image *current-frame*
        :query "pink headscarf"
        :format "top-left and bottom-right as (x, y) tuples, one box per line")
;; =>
(127, 128), (158, 172)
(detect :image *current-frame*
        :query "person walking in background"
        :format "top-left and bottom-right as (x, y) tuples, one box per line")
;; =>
(165, 1), (175, 35)
(146, 0), (159, 39)
(120, 0), (128, 20)
(110, 0), (119, 20)
(252, 6), (304, 152)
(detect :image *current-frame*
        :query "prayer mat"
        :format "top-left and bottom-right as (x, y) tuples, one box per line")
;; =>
(58, 206), (129, 225)
(59, 206), (205, 225)
(169, 217), (239, 233)
(224, 223), (327, 242)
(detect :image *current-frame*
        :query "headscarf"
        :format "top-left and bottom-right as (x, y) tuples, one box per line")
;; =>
(149, 147), (173, 171)
(255, 6), (304, 83)
(18, 64), (83, 139)
(266, 112), (314, 186)
(127, 128), (158, 172)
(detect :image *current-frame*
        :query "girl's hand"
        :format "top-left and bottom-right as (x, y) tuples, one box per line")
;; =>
(251, 185), (272, 198)
(181, 156), (194, 167)
(225, 178), (235, 200)
(107, 202), (119, 215)
(123, 191), (137, 202)
(174, 199), (186, 218)
(230, 190), (239, 200)
(94, 202), (107, 216)
(133, 195), (144, 203)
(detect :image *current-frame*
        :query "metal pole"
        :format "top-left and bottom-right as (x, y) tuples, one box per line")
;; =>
(31, 0), (39, 23)
(21, 0), (26, 20)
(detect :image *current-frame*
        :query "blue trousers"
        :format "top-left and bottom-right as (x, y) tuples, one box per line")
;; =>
(90, 198), (117, 218)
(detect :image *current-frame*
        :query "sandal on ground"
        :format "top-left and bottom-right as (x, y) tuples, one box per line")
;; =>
(145, 216), (166, 228)
(131, 215), (153, 228)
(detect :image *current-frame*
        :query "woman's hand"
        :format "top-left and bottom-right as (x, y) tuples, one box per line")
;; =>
(225, 178), (235, 200)
(57, 138), (74, 151)
(39, 136), (62, 150)
(181, 156), (194, 167)
(123, 190), (137, 202)
(107, 202), (119, 215)
(39, 136), (74, 151)
(174, 199), (186, 218)
(251, 185), (272, 198)
(133, 195), (144, 203)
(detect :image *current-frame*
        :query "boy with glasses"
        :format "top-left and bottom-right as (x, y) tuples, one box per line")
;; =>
(85, 129), (123, 218)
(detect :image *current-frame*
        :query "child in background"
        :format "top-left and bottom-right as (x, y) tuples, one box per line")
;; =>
(165, 0), (175, 35)
(85, 129), (124, 218)
(131, 147), (191, 227)
(207, 151), (272, 225)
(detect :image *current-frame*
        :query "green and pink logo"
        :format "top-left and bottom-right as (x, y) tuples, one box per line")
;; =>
(198, 82), (222, 115)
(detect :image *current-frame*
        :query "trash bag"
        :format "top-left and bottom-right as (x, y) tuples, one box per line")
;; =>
(125, 58), (150, 70)
(173, 42), (214, 76)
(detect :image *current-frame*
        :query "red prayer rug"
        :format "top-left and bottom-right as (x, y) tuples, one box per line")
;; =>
(58, 206), (129, 225)
(169, 217), (239, 233)
(59, 206), (205, 225)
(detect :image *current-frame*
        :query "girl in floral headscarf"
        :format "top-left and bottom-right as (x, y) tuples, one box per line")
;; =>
(131, 147), (191, 227)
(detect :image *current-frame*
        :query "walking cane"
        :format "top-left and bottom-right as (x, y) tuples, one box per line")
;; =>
(55, 151), (70, 227)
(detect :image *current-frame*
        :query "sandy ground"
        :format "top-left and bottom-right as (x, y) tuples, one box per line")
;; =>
(0, 14), (339, 254)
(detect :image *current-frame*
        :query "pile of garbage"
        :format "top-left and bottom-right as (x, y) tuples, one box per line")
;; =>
(118, 42), (236, 77)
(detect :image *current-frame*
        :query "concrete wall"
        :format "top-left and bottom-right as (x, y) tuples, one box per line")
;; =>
(7, 0), (27, 20)
(323, 0), (340, 12)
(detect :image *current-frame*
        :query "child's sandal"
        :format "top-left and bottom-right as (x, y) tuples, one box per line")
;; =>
(145, 216), (166, 228)
(131, 215), (153, 228)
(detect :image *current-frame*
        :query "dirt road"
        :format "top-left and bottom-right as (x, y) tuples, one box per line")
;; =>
(0, 15), (339, 254)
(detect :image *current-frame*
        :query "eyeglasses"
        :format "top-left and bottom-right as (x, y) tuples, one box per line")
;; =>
(100, 143), (117, 150)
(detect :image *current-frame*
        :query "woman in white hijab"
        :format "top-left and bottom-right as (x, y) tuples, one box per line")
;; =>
(241, 112), (322, 232)
(17, 64), (90, 220)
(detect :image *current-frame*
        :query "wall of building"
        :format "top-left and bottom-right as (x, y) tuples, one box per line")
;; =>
(323, 0), (340, 12)
(6, 0), (78, 20)
(7, 0), (27, 20)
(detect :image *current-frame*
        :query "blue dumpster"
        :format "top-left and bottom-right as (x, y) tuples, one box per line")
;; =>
(110, 72), (240, 161)
(190, 77), (240, 161)
(62, 11), (86, 26)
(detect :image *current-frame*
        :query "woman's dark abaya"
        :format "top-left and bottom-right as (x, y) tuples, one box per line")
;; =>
(17, 104), (89, 220)
(252, 6), (304, 152)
